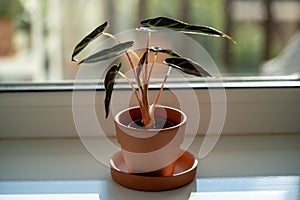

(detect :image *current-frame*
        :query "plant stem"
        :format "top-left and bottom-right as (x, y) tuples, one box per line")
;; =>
(128, 50), (140, 61)
(117, 71), (143, 108)
(152, 67), (172, 108)
(141, 32), (151, 123)
(102, 32), (154, 127)
(141, 84), (152, 127)
(148, 52), (158, 82)
(103, 32), (143, 108)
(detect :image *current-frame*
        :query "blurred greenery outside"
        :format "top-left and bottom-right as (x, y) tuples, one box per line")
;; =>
(0, 0), (299, 81)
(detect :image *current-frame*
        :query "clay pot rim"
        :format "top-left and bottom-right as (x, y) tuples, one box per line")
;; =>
(114, 105), (187, 132)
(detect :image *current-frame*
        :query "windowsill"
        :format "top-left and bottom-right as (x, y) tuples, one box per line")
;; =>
(0, 134), (299, 180)
(0, 78), (299, 199)
(0, 134), (299, 199)
(0, 176), (299, 200)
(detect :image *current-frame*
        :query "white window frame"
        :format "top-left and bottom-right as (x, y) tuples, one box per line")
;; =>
(0, 78), (299, 139)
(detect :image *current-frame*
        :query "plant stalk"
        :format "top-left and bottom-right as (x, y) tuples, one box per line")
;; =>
(103, 32), (144, 112)
(117, 71), (143, 109)
(152, 67), (172, 108)
(140, 32), (155, 127)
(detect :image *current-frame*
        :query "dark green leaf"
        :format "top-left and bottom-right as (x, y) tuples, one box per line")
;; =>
(149, 46), (181, 57)
(79, 41), (134, 64)
(164, 57), (212, 77)
(136, 49), (148, 89)
(71, 21), (108, 62)
(104, 63), (122, 118)
(140, 16), (235, 43)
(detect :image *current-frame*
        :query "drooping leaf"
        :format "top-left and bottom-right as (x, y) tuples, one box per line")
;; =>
(149, 46), (181, 57)
(136, 49), (148, 89)
(164, 57), (212, 77)
(79, 41), (134, 64)
(140, 16), (235, 43)
(104, 63), (122, 118)
(71, 21), (108, 62)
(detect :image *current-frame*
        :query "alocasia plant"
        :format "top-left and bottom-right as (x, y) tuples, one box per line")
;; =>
(71, 16), (234, 128)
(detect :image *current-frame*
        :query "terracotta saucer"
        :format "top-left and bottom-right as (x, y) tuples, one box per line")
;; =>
(110, 150), (198, 191)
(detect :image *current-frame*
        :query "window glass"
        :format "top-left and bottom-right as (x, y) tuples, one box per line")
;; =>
(0, 0), (299, 82)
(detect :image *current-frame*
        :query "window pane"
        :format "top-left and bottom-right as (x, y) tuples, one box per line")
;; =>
(0, 0), (299, 82)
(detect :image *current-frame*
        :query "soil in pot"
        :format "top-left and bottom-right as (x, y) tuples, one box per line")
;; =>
(128, 118), (176, 130)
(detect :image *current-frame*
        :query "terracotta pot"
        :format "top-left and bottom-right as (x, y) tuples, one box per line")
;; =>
(114, 106), (186, 176)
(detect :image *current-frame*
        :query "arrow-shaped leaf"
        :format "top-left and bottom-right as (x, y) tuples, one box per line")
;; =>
(164, 57), (212, 77)
(104, 63), (122, 118)
(140, 16), (235, 43)
(79, 41), (134, 64)
(71, 21), (108, 62)
(149, 46), (181, 57)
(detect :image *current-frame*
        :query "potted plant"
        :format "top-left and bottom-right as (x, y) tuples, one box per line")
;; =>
(72, 16), (234, 189)
(0, 0), (24, 56)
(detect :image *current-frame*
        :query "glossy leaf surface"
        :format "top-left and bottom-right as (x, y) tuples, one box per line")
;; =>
(79, 41), (134, 64)
(104, 63), (122, 118)
(140, 16), (235, 43)
(71, 22), (108, 62)
(149, 46), (181, 57)
(164, 57), (212, 77)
